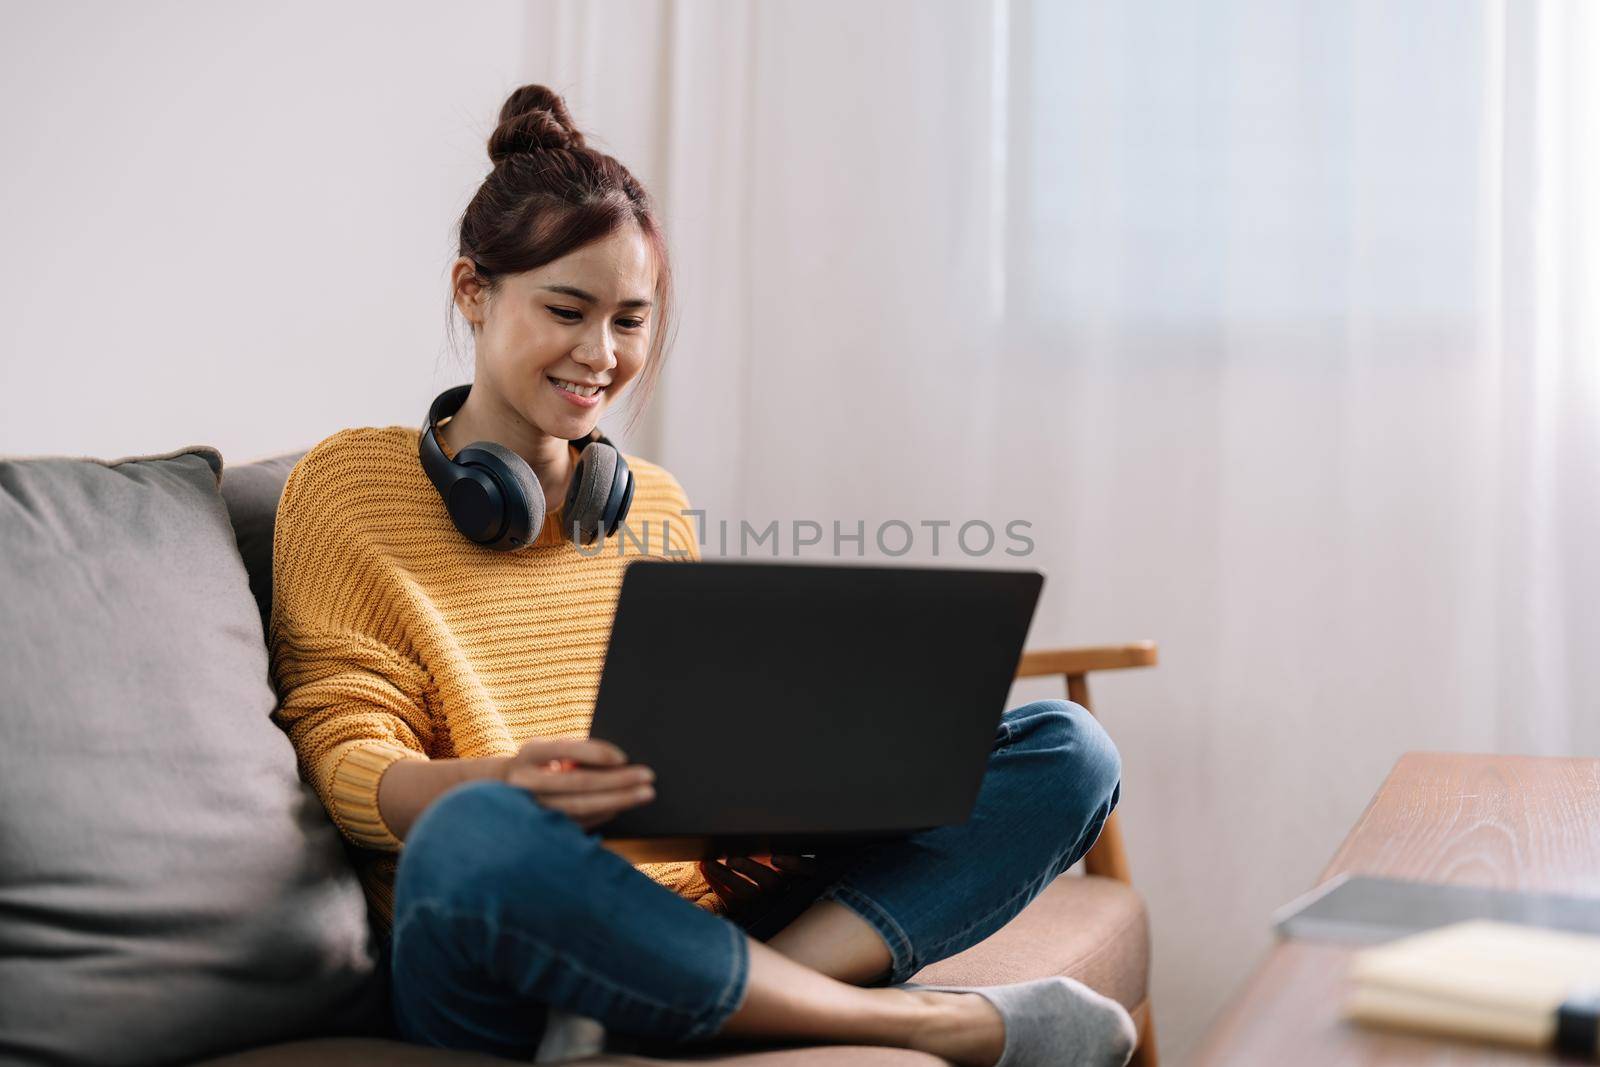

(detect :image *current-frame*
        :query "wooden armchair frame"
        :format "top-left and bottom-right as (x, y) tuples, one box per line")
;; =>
(1016, 641), (1159, 1066)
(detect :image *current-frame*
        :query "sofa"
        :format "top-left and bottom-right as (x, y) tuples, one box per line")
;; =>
(0, 443), (1150, 1066)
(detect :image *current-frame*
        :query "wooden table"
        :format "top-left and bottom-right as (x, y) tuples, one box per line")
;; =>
(1192, 752), (1600, 1066)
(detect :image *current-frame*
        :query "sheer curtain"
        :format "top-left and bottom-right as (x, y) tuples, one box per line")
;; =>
(526, 1), (1600, 1058)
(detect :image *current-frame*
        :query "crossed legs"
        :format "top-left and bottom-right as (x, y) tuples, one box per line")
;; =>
(388, 699), (1122, 1063)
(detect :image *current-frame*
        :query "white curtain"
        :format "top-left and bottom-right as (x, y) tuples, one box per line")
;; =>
(527, 1), (1600, 1058)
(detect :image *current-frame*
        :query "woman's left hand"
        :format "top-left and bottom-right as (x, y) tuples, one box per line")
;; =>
(698, 854), (823, 919)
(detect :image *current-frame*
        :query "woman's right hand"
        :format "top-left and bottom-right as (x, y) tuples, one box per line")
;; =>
(501, 738), (655, 830)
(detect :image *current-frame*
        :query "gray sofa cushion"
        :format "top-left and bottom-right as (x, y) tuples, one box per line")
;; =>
(0, 445), (385, 1067)
(220, 450), (308, 630)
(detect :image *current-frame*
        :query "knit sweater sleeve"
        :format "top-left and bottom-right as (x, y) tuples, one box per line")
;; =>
(267, 440), (432, 853)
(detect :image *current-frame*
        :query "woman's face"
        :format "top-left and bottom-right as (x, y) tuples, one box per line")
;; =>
(460, 223), (656, 442)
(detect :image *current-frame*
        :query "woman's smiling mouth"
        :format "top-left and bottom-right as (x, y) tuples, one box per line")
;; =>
(549, 376), (605, 406)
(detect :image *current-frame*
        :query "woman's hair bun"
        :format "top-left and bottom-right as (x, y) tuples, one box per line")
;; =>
(487, 84), (586, 164)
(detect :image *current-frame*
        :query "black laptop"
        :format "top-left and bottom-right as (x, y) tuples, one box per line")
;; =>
(589, 560), (1043, 862)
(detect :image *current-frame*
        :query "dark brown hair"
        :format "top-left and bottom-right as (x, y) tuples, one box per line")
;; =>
(451, 84), (674, 433)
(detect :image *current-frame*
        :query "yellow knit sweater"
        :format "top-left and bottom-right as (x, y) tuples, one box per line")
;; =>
(267, 423), (717, 932)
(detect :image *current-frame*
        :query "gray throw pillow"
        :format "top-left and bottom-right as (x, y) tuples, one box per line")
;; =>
(0, 445), (385, 1067)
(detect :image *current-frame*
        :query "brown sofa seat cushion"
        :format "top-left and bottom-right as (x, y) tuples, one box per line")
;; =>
(198, 874), (1148, 1066)
(910, 873), (1148, 1009)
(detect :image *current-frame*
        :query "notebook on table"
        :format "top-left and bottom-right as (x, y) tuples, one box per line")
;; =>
(1343, 919), (1600, 1058)
(1273, 873), (1600, 945)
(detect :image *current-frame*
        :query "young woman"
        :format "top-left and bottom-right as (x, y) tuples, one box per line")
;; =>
(268, 84), (1135, 1067)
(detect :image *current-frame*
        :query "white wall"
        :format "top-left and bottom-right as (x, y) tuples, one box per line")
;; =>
(0, 1), (526, 463)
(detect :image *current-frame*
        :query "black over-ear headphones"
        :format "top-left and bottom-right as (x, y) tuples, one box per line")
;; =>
(418, 384), (634, 550)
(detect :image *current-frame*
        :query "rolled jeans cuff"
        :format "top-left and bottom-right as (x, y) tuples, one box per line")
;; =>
(682, 916), (752, 1041)
(818, 882), (920, 986)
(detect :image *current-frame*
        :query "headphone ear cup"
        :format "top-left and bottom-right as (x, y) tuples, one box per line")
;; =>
(454, 441), (544, 549)
(611, 453), (634, 527)
(563, 443), (619, 545)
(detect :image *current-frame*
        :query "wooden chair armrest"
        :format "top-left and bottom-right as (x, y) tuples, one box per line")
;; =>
(1016, 641), (1158, 678)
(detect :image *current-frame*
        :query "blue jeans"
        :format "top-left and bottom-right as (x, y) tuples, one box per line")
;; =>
(385, 699), (1122, 1057)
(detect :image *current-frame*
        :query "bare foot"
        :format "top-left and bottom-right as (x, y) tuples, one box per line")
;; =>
(901, 989), (1006, 1067)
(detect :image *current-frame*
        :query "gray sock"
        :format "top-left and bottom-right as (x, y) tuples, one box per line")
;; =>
(531, 1007), (606, 1064)
(905, 977), (1137, 1067)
